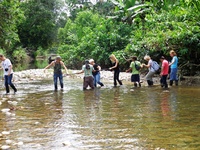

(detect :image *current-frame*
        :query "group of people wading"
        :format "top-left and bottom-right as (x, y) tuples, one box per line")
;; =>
(44, 50), (178, 91)
(0, 50), (178, 93)
(126, 50), (179, 89)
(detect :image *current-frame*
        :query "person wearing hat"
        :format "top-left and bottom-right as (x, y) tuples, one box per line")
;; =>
(160, 56), (169, 89)
(76, 60), (94, 90)
(0, 54), (17, 94)
(89, 59), (104, 87)
(44, 56), (69, 91)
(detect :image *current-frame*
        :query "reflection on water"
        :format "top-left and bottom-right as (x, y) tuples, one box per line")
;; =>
(0, 79), (200, 149)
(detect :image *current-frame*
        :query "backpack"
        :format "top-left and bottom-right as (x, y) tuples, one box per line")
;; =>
(85, 63), (90, 70)
(134, 62), (141, 71)
(85, 60), (90, 70)
(151, 61), (160, 72)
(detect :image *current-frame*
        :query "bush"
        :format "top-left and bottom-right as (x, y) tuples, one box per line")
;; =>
(13, 47), (28, 63)
(0, 48), (5, 55)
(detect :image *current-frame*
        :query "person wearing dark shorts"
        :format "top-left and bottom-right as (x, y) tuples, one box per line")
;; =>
(126, 56), (141, 88)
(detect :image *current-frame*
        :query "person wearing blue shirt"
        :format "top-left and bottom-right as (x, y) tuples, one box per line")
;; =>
(169, 50), (178, 86)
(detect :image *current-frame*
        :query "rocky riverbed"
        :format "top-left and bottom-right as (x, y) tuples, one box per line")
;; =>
(9, 69), (159, 86)
(11, 69), (133, 83)
(1, 69), (198, 86)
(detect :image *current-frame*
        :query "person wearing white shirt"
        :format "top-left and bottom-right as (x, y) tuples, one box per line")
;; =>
(0, 54), (17, 94)
(142, 55), (156, 86)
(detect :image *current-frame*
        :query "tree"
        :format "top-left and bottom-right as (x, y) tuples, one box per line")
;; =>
(110, 0), (150, 25)
(0, 0), (22, 53)
(92, 1), (115, 17)
(17, 0), (67, 55)
(57, 11), (132, 68)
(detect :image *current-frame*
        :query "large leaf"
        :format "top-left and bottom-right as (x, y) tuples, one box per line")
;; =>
(130, 8), (150, 19)
(127, 4), (150, 11)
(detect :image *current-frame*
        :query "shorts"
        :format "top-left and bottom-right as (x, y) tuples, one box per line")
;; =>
(131, 74), (140, 82)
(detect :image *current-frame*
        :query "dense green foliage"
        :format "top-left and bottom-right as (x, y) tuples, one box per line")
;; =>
(0, 0), (67, 59)
(0, 0), (22, 54)
(57, 11), (132, 68)
(17, 0), (67, 55)
(57, 2), (200, 75)
(0, 0), (199, 75)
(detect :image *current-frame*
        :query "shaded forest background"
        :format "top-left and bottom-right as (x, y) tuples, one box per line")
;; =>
(0, 0), (199, 76)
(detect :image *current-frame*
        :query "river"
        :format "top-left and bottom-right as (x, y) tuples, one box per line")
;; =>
(0, 77), (200, 150)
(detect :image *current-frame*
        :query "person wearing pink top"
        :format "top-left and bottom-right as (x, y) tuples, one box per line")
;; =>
(160, 56), (169, 89)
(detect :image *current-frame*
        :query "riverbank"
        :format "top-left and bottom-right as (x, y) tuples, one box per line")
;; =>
(11, 69), (155, 86)
(7, 69), (199, 86)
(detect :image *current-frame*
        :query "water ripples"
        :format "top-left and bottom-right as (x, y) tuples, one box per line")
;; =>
(0, 79), (200, 149)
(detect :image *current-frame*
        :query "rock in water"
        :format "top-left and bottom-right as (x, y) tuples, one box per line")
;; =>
(62, 141), (71, 146)
(2, 131), (10, 135)
(1, 145), (10, 150)
(5, 140), (13, 144)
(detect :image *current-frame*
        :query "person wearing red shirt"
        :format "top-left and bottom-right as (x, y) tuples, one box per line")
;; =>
(160, 56), (169, 89)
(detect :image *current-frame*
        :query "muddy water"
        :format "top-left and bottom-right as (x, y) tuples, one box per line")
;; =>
(0, 79), (200, 150)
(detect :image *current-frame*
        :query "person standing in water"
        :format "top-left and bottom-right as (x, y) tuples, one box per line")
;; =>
(160, 56), (169, 89)
(76, 60), (94, 90)
(89, 59), (104, 87)
(44, 56), (69, 91)
(169, 50), (178, 86)
(142, 55), (156, 86)
(126, 56), (142, 88)
(109, 54), (123, 87)
(0, 54), (17, 94)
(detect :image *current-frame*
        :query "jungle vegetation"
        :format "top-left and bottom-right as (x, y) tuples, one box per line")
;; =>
(0, 0), (199, 76)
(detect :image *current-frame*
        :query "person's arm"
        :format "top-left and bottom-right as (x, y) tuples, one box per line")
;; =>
(0, 63), (2, 70)
(44, 61), (54, 72)
(75, 65), (84, 74)
(61, 61), (69, 74)
(126, 61), (133, 73)
(143, 61), (151, 68)
(160, 64), (164, 76)
(126, 67), (132, 73)
(97, 65), (101, 71)
(76, 70), (84, 74)
(7, 64), (12, 76)
(169, 57), (175, 66)
(0, 66), (3, 70)
(109, 59), (119, 70)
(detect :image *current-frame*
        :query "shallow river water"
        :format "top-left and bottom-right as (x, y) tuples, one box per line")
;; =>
(0, 78), (200, 150)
